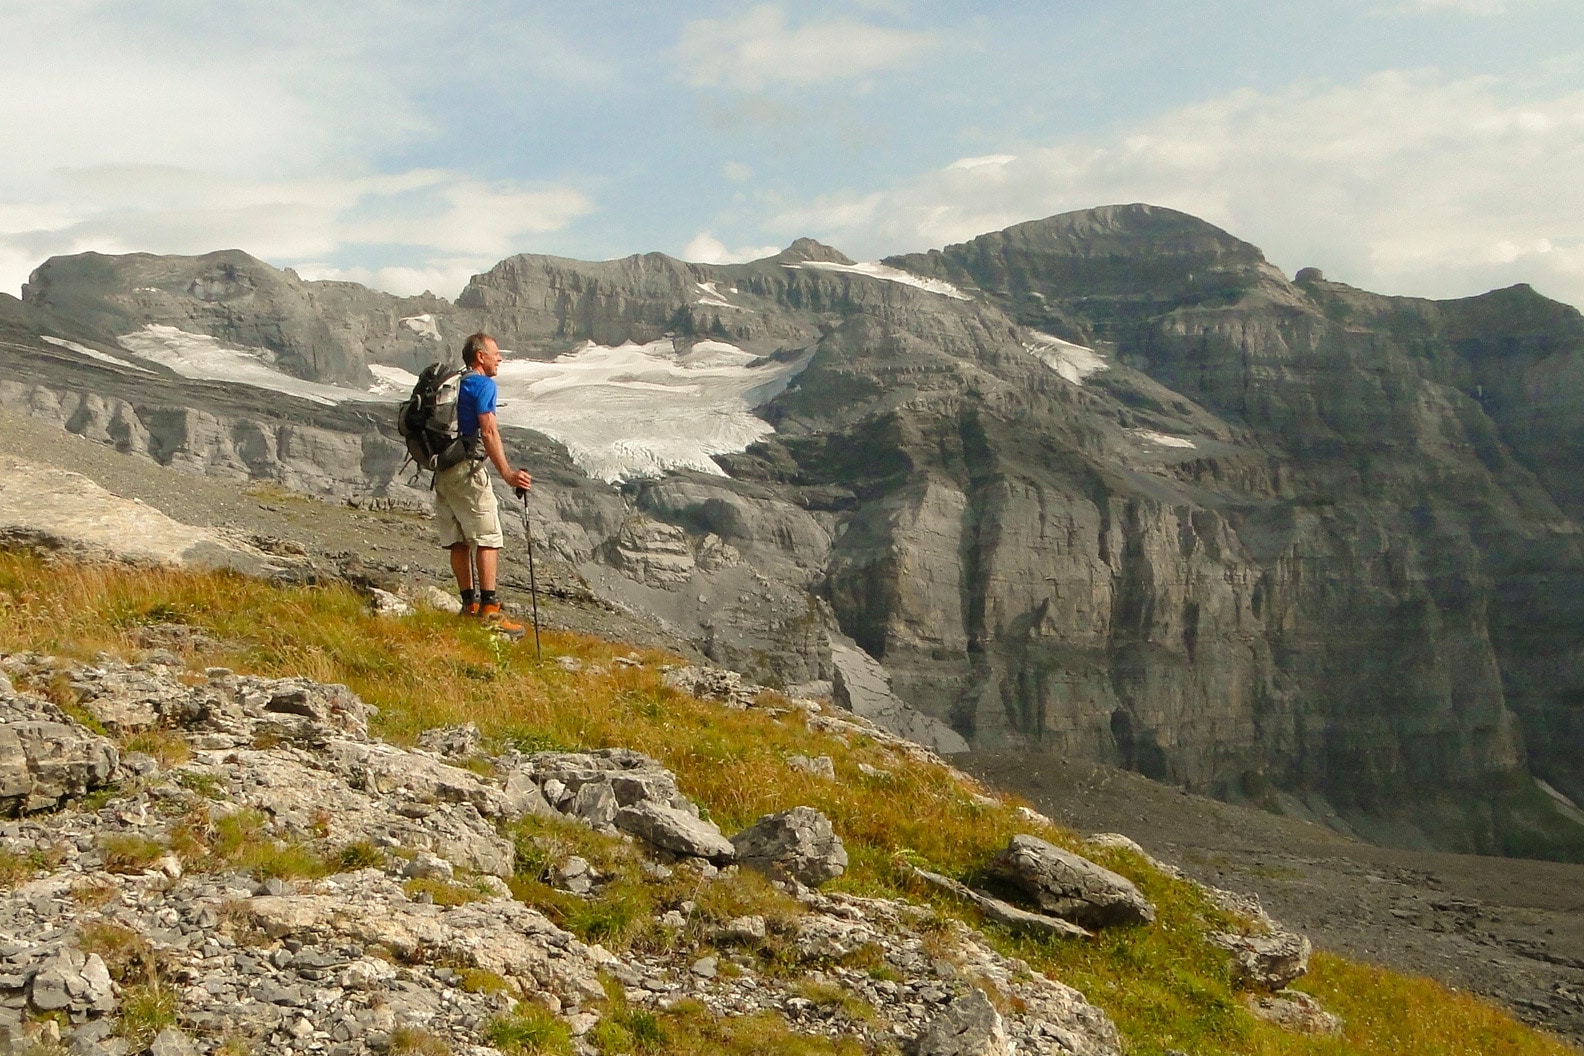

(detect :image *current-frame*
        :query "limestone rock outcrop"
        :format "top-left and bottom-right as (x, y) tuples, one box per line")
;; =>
(0, 682), (119, 816)
(730, 805), (849, 887)
(987, 835), (1156, 929)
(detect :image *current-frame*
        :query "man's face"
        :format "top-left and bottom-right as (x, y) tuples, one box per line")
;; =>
(475, 338), (502, 376)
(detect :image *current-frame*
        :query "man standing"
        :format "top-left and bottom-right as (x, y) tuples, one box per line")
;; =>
(435, 332), (533, 637)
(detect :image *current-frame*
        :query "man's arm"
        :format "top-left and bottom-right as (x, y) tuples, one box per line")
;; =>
(477, 411), (532, 491)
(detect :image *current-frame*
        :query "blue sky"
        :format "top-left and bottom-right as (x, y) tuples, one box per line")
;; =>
(3, 0), (1582, 309)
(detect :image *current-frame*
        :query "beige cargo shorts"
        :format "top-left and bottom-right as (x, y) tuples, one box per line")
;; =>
(433, 459), (504, 548)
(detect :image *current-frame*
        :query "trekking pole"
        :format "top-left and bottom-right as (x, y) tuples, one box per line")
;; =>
(515, 488), (542, 660)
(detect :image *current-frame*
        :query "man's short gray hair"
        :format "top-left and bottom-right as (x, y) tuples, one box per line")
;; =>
(462, 332), (495, 366)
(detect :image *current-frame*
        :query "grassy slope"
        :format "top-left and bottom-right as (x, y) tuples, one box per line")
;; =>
(0, 553), (1575, 1056)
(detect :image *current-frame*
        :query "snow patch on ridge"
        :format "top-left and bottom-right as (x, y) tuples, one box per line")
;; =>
(491, 337), (803, 484)
(694, 281), (742, 309)
(400, 314), (441, 340)
(115, 325), (365, 406)
(1024, 332), (1108, 385)
(41, 335), (154, 374)
(785, 260), (972, 300)
(1134, 430), (1196, 450)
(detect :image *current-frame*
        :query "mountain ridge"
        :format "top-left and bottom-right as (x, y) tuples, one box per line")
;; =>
(8, 204), (1584, 867)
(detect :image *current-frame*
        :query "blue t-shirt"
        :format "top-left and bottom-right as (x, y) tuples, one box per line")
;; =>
(456, 371), (497, 438)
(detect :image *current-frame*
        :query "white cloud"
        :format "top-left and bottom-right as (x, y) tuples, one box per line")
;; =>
(292, 260), (489, 300)
(675, 5), (936, 90)
(764, 69), (1584, 309)
(682, 233), (783, 264)
(0, 170), (594, 297)
(723, 162), (755, 182)
(0, 3), (600, 297)
(342, 180), (595, 257)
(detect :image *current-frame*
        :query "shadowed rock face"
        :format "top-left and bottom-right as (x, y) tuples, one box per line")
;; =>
(10, 205), (1584, 860)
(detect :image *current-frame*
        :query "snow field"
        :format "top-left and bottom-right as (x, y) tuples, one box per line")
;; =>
(41, 335), (155, 374)
(109, 327), (802, 484)
(1133, 430), (1197, 449)
(784, 260), (972, 300)
(1023, 332), (1109, 385)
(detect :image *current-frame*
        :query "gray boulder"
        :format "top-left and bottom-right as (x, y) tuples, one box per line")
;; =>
(148, 1027), (201, 1056)
(908, 988), (1011, 1056)
(988, 835), (1155, 928)
(1212, 929), (1313, 992)
(910, 867), (1089, 940)
(1202, 885), (1313, 990)
(28, 950), (115, 1016)
(0, 694), (118, 816)
(517, 748), (707, 834)
(614, 801), (736, 863)
(566, 781), (621, 829)
(730, 806), (847, 887)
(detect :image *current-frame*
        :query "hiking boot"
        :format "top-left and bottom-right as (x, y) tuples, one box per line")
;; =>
(460, 599), (481, 618)
(480, 602), (525, 639)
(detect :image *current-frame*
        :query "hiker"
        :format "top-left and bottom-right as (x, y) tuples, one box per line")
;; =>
(435, 332), (533, 634)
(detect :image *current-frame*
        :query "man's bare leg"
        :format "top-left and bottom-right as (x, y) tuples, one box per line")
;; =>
(449, 543), (474, 590)
(476, 546), (499, 592)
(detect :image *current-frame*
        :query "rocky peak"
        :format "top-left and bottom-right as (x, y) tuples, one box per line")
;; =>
(772, 238), (856, 266)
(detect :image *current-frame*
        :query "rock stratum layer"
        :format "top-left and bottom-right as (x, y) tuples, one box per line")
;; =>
(7, 203), (1584, 860)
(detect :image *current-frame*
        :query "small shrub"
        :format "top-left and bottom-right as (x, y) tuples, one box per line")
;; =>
(70, 878), (120, 908)
(460, 968), (515, 996)
(837, 943), (900, 982)
(501, 727), (571, 755)
(120, 730), (191, 767)
(337, 841), (386, 870)
(76, 920), (158, 984)
(557, 882), (656, 950)
(403, 878), (490, 907)
(175, 771), (228, 799)
(0, 848), (33, 889)
(387, 1026), (452, 1056)
(97, 834), (166, 874)
(792, 979), (877, 1024)
(116, 983), (178, 1050)
(202, 808), (330, 879)
(252, 841), (329, 880)
(484, 1006), (573, 1055)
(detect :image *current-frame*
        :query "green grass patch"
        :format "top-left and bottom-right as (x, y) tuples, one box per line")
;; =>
(175, 770), (229, 799)
(403, 877), (493, 906)
(97, 833), (166, 874)
(0, 848), (34, 889)
(388, 1026), (453, 1056)
(75, 920), (159, 985)
(115, 984), (179, 1051)
(483, 1006), (573, 1055)
(120, 729), (191, 767)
